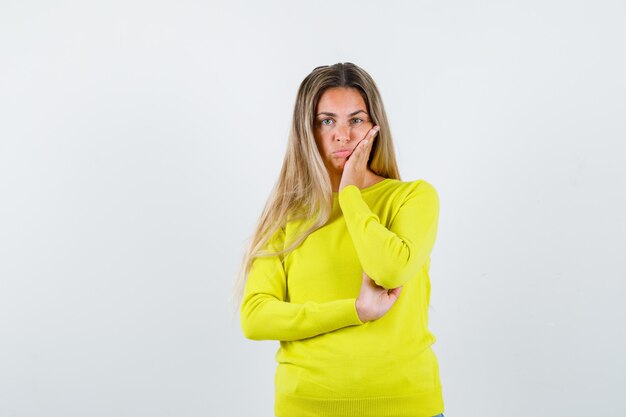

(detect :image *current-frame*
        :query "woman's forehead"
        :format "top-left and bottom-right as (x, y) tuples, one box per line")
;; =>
(316, 87), (367, 114)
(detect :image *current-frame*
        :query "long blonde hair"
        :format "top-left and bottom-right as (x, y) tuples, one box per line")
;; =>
(232, 62), (402, 308)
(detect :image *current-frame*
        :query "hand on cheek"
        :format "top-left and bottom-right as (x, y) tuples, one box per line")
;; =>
(339, 125), (380, 192)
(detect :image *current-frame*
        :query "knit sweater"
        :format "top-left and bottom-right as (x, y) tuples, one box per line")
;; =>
(240, 178), (444, 417)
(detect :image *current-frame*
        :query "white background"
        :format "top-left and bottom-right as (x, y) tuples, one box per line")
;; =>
(1, 1), (625, 416)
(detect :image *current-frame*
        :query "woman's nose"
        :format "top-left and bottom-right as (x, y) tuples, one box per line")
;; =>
(335, 123), (352, 142)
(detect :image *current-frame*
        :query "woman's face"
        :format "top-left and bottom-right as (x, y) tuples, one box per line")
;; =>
(313, 87), (374, 176)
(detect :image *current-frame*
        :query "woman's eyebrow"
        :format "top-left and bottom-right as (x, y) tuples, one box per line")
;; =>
(316, 110), (368, 117)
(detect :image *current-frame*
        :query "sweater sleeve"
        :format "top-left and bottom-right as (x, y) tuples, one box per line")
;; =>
(240, 227), (364, 341)
(338, 180), (440, 290)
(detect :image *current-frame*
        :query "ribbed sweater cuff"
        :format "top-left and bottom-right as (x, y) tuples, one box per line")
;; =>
(316, 298), (364, 332)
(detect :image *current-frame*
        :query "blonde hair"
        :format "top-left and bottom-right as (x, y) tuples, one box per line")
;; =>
(232, 62), (402, 309)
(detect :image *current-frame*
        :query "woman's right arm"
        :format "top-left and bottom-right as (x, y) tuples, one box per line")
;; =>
(240, 228), (364, 341)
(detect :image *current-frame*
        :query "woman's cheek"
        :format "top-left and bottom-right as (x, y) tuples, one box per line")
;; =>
(352, 124), (369, 137)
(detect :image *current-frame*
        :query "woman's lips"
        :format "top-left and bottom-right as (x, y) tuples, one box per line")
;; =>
(333, 150), (352, 158)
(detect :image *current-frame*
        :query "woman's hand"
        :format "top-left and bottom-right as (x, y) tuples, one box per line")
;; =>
(355, 271), (402, 322)
(338, 125), (380, 192)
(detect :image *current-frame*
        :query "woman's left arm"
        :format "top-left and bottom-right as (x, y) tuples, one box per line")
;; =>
(338, 180), (440, 289)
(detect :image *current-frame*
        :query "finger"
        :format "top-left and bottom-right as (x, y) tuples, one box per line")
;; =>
(365, 125), (379, 140)
(367, 125), (380, 143)
(387, 286), (403, 298)
(358, 125), (380, 150)
(370, 125), (380, 140)
(362, 273), (378, 289)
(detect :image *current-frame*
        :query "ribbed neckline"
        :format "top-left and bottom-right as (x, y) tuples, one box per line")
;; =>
(332, 178), (392, 197)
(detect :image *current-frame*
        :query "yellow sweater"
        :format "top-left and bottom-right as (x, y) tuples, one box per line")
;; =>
(241, 178), (444, 417)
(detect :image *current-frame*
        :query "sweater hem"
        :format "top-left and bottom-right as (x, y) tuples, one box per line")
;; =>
(275, 389), (444, 417)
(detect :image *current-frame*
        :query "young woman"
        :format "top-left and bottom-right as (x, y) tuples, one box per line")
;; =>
(235, 63), (444, 417)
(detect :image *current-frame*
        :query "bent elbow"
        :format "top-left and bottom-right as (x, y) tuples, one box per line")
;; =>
(240, 296), (276, 340)
(375, 273), (411, 290)
(241, 321), (260, 340)
(240, 299), (260, 340)
(373, 255), (429, 289)
(240, 311), (266, 340)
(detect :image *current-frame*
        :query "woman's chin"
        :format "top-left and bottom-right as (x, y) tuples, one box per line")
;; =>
(333, 160), (347, 169)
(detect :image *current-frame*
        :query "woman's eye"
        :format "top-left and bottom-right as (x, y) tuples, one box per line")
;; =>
(321, 119), (333, 126)
(351, 118), (363, 124)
